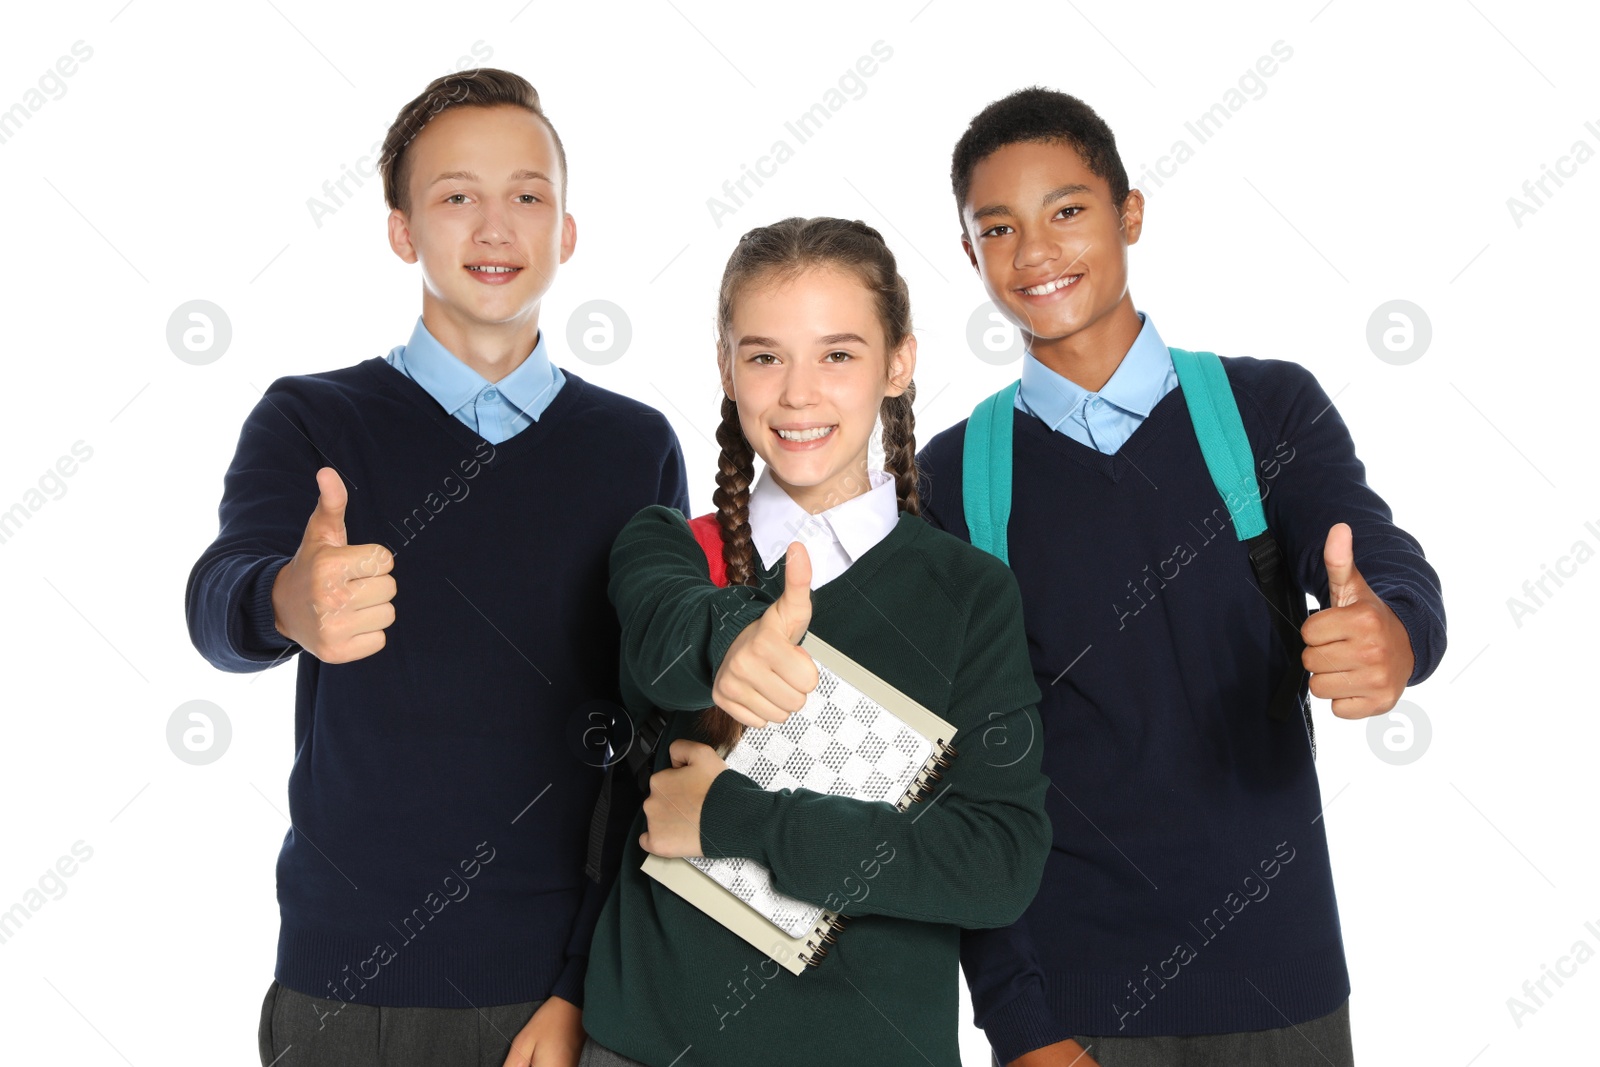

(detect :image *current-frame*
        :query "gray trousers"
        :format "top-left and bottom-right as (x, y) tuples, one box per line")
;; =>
(577, 1036), (651, 1066)
(993, 999), (1354, 1067)
(258, 978), (543, 1067)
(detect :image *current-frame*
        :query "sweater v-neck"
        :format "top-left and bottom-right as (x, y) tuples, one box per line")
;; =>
(750, 508), (928, 607)
(361, 355), (587, 466)
(1012, 382), (1189, 483)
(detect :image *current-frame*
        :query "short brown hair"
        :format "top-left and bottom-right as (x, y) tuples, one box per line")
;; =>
(379, 68), (567, 216)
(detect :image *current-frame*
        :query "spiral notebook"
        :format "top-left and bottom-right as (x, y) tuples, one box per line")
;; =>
(641, 631), (957, 976)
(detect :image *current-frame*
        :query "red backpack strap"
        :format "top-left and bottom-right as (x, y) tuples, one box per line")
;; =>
(687, 513), (730, 588)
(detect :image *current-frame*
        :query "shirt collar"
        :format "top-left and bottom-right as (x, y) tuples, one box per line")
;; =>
(747, 466), (901, 574)
(398, 315), (560, 418)
(1017, 310), (1171, 430)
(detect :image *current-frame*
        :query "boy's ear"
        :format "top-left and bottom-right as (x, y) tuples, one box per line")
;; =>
(559, 212), (577, 265)
(960, 231), (980, 274)
(388, 209), (419, 264)
(1120, 188), (1146, 246)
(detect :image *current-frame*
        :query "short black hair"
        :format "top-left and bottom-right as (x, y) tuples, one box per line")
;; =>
(950, 87), (1129, 236)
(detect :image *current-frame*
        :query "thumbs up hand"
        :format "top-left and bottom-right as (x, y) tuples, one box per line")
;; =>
(711, 541), (819, 730)
(270, 467), (397, 663)
(1299, 522), (1415, 719)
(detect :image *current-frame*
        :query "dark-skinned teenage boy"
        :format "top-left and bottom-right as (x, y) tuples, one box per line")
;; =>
(916, 88), (1445, 1067)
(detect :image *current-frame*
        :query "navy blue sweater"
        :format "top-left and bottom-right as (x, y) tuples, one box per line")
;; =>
(185, 357), (687, 1008)
(917, 355), (1445, 1055)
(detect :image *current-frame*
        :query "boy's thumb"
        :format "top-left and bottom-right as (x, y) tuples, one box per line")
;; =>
(1323, 522), (1359, 607)
(779, 541), (812, 644)
(306, 466), (349, 547)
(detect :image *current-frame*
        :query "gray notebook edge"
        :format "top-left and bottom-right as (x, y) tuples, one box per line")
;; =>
(640, 630), (961, 975)
(641, 853), (815, 976)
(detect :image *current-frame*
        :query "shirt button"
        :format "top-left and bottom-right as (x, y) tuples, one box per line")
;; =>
(483, 389), (499, 401)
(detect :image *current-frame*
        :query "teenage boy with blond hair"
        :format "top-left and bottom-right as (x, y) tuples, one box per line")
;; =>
(186, 69), (688, 1067)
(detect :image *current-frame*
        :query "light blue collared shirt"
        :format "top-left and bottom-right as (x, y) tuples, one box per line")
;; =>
(1013, 311), (1177, 455)
(385, 315), (566, 444)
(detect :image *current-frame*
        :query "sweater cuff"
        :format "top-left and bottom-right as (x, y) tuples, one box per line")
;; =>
(242, 556), (299, 657)
(705, 595), (769, 677)
(547, 952), (587, 1008)
(698, 767), (776, 863)
(983, 984), (1075, 1065)
(1373, 588), (1434, 686)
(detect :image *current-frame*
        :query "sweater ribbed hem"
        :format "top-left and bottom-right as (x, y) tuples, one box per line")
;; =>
(1037, 950), (1350, 1038)
(274, 920), (569, 1009)
(547, 952), (587, 1008)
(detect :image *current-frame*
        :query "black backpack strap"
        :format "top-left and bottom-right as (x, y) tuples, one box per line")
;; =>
(583, 762), (617, 883)
(584, 707), (671, 884)
(628, 708), (668, 795)
(1244, 531), (1314, 752)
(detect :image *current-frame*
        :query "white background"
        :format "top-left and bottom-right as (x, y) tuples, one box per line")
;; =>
(1, 1), (1596, 1064)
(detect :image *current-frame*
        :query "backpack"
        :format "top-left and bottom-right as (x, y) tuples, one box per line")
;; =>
(961, 347), (1313, 742)
(584, 513), (732, 883)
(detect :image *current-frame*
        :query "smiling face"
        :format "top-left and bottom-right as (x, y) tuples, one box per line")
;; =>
(387, 104), (574, 336)
(960, 138), (1144, 367)
(721, 265), (916, 515)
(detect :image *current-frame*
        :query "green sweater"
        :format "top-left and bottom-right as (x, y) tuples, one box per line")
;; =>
(583, 505), (1051, 1067)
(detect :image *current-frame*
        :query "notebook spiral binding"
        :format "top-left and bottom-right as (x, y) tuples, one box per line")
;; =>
(798, 912), (850, 967)
(897, 738), (958, 811)
(795, 738), (960, 969)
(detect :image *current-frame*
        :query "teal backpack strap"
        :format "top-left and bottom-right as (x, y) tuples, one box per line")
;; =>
(1170, 347), (1312, 743)
(962, 380), (1020, 565)
(1168, 348), (1267, 540)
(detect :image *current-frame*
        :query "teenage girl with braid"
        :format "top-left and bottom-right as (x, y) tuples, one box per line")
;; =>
(576, 216), (1054, 1067)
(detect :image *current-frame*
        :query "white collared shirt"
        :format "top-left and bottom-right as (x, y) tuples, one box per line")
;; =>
(746, 466), (901, 590)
